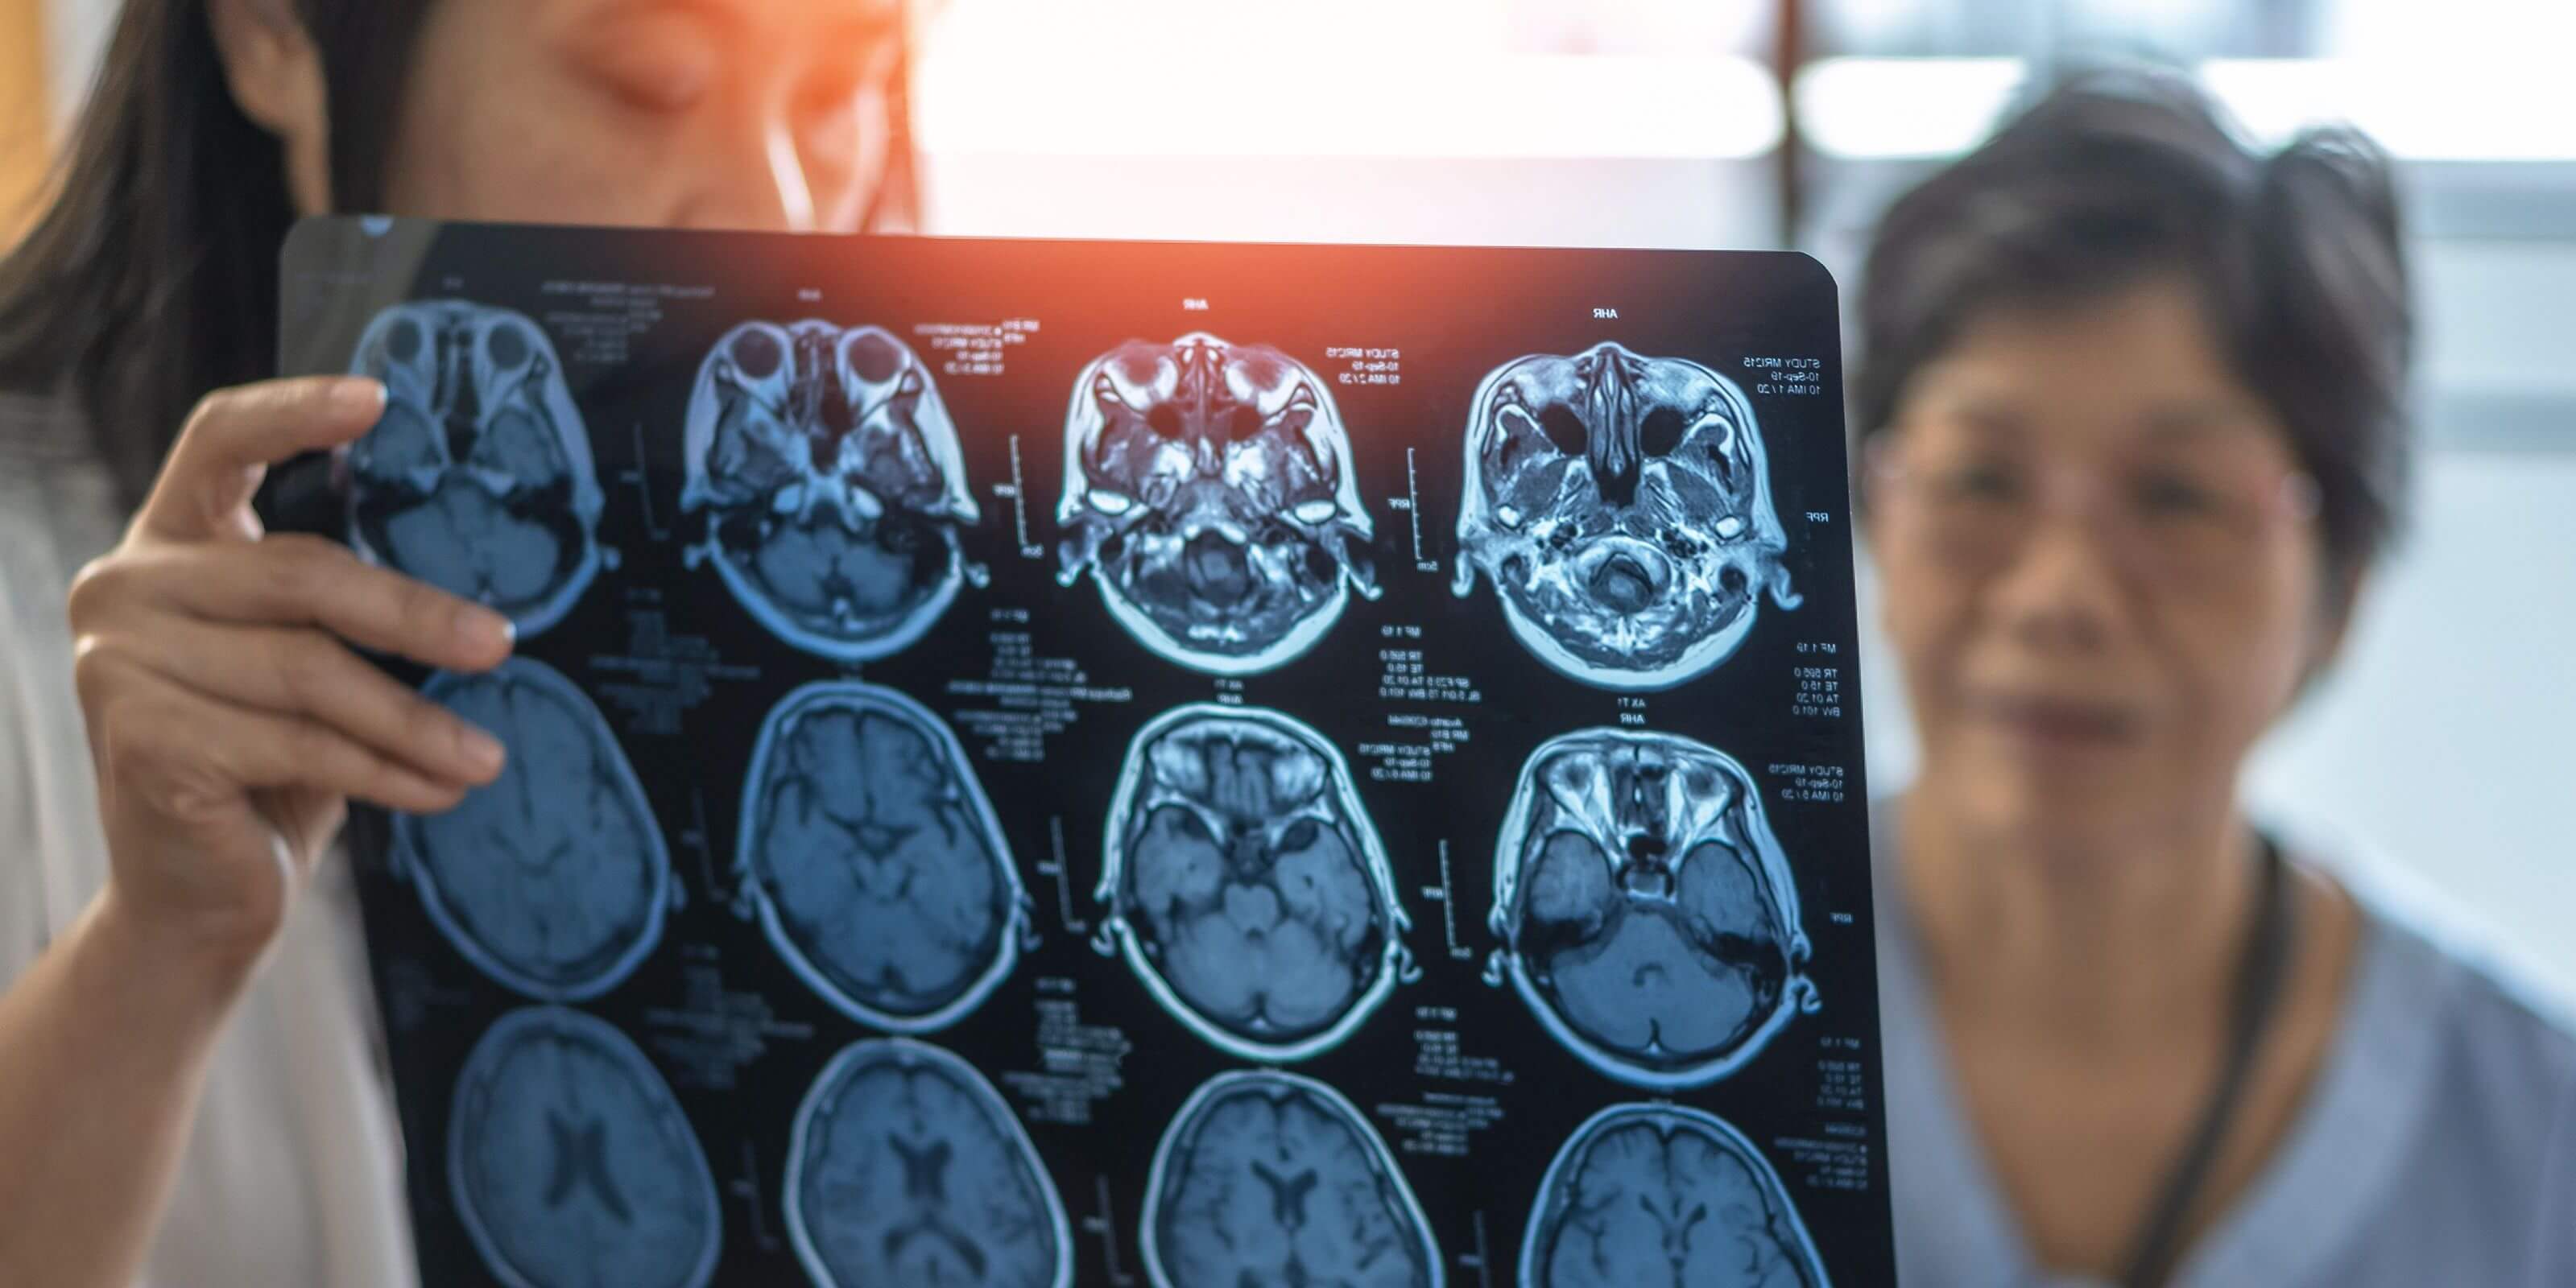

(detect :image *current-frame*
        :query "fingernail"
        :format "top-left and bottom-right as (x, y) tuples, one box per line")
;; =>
(461, 724), (506, 775)
(335, 378), (387, 419)
(457, 609), (514, 654)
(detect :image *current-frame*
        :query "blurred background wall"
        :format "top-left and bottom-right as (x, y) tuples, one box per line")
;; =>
(12, 0), (2572, 993)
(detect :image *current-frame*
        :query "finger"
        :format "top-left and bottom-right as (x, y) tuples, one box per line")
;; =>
(139, 535), (515, 672)
(94, 619), (507, 787)
(138, 377), (387, 541)
(98, 667), (473, 820)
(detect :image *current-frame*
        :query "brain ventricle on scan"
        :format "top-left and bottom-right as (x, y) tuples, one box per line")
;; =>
(786, 1038), (1073, 1288)
(1521, 1104), (1828, 1288)
(1454, 341), (1798, 690)
(735, 680), (1031, 1033)
(448, 1006), (722, 1288)
(1487, 729), (1817, 1089)
(395, 657), (675, 1002)
(683, 320), (983, 661)
(1057, 333), (1380, 675)
(1144, 1069), (1442, 1288)
(1096, 704), (1413, 1062)
(346, 301), (605, 638)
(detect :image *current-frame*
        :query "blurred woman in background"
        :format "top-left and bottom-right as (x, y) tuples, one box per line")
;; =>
(1858, 70), (2575, 1286)
(0, 1), (916, 1283)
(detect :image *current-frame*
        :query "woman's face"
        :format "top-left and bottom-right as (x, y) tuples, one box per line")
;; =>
(1867, 277), (2338, 853)
(384, 0), (906, 231)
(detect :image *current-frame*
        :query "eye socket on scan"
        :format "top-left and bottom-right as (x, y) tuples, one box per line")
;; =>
(1538, 403), (1587, 456)
(486, 324), (529, 369)
(1640, 406), (1685, 457)
(1090, 488), (1136, 516)
(734, 328), (783, 379)
(1291, 498), (1338, 525)
(1147, 403), (1185, 438)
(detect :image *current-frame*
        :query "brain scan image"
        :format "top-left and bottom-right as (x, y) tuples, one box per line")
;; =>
(681, 320), (982, 662)
(735, 681), (1030, 1032)
(393, 658), (674, 1001)
(1143, 1069), (1441, 1288)
(1485, 729), (1816, 1089)
(1520, 1104), (1827, 1288)
(1452, 341), (1798, 690)
(786, 1038), (1071, 1288)
(448, 1007), (722, 1288)
(1094, 704), (1412, 1062)
(1056, 333), (1379, 675)
(346, 301), (604, 638)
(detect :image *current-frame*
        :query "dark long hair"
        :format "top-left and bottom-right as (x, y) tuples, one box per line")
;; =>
(0, 0), (920, 510)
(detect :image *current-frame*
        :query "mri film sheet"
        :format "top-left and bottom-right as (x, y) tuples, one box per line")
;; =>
(279, 218), (1892, 1286)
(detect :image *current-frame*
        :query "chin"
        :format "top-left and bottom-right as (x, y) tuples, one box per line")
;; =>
(1945, 746), (2164, 852)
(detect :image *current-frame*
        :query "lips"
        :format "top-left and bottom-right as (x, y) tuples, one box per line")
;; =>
(1978, 691), (2144, 746)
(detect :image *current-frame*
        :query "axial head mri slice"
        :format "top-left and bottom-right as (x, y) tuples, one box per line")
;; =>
(1056, 333), (1379, 674)
(448, 1007), (722, 1288)
(346, 301), (603, 638)
(394, 658), (674, 1001)
(1143, 1070), (1441, 1288)
(1520, 1104), (1827, 1288)
(735, 681), (1028, 1032)
(682, 320), (981, 661)
(786, 1038), (1072, 1288)
(1095, 704), (1411, 1062)
(1453, 341), (1798, 690)
(1487, 729), (1815, 1089)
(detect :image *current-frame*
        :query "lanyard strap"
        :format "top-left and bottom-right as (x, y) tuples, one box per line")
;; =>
(2119, 832), (2298, 1288)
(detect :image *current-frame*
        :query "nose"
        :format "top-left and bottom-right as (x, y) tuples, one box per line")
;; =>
(1985, 506), (2131, 655)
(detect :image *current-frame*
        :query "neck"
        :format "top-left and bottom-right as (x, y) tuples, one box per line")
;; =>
(1898, 779), (2263, 1053)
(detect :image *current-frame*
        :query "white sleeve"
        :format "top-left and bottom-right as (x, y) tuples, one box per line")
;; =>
(0, 493), (92, 985)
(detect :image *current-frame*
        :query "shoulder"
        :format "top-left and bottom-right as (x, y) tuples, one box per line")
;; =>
(2334, 848), (2576, 1100)
(2321, 848), (2576, 1278)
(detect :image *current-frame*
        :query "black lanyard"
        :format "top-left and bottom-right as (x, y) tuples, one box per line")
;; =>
(2118, 832), (2298, 1288)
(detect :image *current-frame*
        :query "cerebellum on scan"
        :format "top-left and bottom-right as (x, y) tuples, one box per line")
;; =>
(1485, 728), (1817, 1089)
(1094, 703), (1414, 1062)
(1143, 1069), (1441, 1288)
(1520, 1103), (1828, 1288)
(1453, 341), (1797, 690)
(1056, 333), (1379, 675)
(394, 657), (676, 1002)
(683, 320), (984, 662)
(448, 1006), (722, 1288)
(345, 301), (605, 638)
(786, 1038), (1072, 1288)
(735, 680), (1032, 1033)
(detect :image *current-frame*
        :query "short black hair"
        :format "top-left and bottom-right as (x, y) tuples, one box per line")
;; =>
(1853, 66), (2414, 595)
